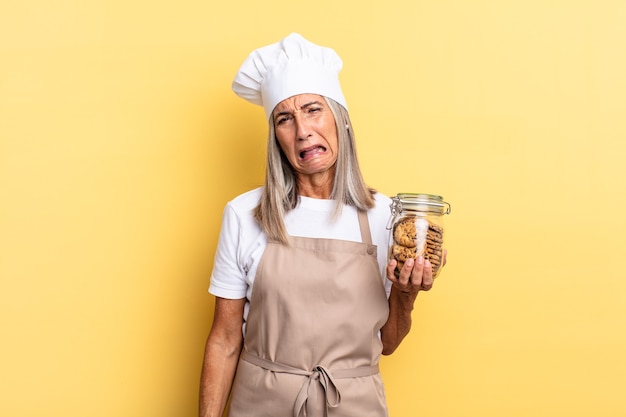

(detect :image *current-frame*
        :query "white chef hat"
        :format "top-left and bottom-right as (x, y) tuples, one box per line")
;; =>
(232, 33), (347, 120)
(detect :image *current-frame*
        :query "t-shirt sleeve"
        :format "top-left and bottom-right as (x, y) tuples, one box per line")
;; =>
(208, 204), (248, 299)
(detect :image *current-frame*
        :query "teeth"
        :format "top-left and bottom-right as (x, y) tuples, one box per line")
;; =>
(300, 146), (325, 158)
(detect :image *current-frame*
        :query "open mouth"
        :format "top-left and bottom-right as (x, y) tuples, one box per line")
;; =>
(299, 145), (327, 160)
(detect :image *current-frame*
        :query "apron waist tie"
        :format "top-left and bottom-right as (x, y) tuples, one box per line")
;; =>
(241, 350), (379, 417)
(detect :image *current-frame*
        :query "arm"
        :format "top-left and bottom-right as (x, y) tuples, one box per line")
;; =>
(199, 296), (246, 417)
(380, 251), (446, 355)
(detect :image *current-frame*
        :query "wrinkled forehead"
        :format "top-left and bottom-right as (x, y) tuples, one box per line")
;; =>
(272, 94), (326, 115)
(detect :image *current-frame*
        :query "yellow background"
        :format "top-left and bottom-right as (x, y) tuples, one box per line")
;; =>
(2, 0), (625, 416)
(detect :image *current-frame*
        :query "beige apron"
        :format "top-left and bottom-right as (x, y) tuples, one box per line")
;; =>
(228, 210), (390, 417)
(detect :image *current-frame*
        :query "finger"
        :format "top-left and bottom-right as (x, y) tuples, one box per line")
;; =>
(398, 258), (414, 286)
(409, 256), (424, 287)
(420, 259), (434, 291)
(386, 258), (398, 281)
(442, 249), (448, 268)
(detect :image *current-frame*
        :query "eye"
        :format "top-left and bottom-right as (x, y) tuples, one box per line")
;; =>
(275, 114), (292, 126)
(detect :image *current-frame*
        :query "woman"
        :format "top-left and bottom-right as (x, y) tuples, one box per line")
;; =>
(199, 33), (445, 417)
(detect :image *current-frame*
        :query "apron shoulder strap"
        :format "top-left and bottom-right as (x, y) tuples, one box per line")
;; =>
(357, 210), (372, 245)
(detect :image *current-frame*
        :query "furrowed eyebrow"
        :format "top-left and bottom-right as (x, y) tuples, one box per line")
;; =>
(274, 110), (291, 118)
(273, 101), (324, 118)
(300, 101), (323, 109)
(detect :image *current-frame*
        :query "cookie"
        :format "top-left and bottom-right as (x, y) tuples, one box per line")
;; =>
(391, 244), (416, 262)
(393, 217), (417, 248)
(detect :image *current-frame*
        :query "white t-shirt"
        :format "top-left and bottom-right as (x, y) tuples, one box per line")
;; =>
(209, 187), (393, 321)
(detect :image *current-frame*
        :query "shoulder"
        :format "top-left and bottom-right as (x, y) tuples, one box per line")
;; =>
(226, 187), (263, 213)
(370, 192), (392, 220)
(219, 187), (263, 238)
(373, 192), (392, 208)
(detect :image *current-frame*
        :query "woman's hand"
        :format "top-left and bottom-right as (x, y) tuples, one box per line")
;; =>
(386, 250), (447, 294)
(381, 250), (448, 355)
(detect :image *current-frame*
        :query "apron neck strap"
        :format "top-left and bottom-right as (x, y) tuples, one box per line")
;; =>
(357, 210), (372, 245)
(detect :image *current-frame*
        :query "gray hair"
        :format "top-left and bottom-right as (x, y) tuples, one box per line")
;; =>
(253, 97), (375, 244)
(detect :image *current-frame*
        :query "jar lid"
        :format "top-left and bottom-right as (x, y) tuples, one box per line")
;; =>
(392, 193), (451, 215)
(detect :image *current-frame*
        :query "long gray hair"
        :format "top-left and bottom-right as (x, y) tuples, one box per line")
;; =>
(253, 97), (375, 244)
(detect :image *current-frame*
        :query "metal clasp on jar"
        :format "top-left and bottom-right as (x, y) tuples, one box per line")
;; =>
(386, 196), (402, 230)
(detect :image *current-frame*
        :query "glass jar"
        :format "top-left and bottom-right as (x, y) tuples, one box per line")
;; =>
(388, 193), (451, 278)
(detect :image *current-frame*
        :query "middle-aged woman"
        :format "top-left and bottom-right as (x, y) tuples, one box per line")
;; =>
(199, 33), (446, 417)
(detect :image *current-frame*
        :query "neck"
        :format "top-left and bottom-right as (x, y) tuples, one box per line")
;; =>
(297, 172), (334, 199)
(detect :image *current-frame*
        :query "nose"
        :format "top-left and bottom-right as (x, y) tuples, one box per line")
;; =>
(295, 116), (312, 141)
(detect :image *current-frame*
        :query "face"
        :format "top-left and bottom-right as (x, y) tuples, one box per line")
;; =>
(272, 94), (339, 179)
